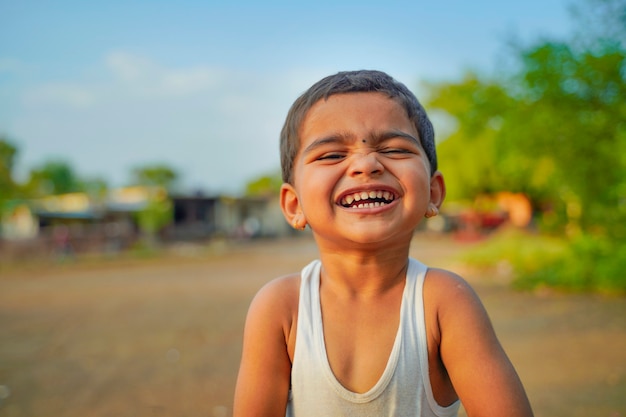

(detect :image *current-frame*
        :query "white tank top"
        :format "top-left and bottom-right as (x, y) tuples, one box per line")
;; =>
(286, 258), (460, 417)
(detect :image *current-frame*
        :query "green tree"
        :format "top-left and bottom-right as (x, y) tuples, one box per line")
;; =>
(135, 192), (173, 246)
(245, 171), (282, 197)
(426, 75), (520, 202)
(24, 160), (83, 197)
(505, 41), (626, 238)
(427, 0), (626, 239)
(79, 177), (109, 198)
(0, 138), (19, 201)
(426, 0), (626, 291)
(130, 164), (179, 192)
(128, 164), (177, 245)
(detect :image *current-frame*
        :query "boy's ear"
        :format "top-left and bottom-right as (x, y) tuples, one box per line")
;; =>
(429, 171), (446, 209)
(280, 183), (306, 230)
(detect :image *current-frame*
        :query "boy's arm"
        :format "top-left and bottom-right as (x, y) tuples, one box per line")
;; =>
(432, 270), (534, 417)
(233, 276), (298, 417)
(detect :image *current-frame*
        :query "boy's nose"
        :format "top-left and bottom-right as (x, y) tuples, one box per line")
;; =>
(349, 152), (384, 177)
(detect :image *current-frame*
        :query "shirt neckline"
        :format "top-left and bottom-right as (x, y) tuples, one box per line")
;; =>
(310, 259), (413, 403)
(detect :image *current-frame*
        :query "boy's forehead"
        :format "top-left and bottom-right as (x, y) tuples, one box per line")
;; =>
(292, 93), (426, 168)
(299, 92), (413, 136)
(310, 91), (400, 111)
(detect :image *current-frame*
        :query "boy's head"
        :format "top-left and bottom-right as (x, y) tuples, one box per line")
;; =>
(280, 70), (436, 184)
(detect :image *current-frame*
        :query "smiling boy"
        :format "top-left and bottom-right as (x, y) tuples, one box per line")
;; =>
(233, 70), (533, 417)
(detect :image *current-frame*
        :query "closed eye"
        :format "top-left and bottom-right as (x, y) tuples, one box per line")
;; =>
(379, 148), (414, 155)
(317, 152), (346, 160)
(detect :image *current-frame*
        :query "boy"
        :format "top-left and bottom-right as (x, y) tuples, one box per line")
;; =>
(233, 70), (533, 416)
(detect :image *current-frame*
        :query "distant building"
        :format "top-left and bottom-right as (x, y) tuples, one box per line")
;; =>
(0, 202), (38, 240)
(1, 188), (294, 260)
(170, 195), (218, 240)
(169, 194), (291, 240)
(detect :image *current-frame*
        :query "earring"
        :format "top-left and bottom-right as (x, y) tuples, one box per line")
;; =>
(293, 218), (306, 230)
(425, 205), (439, 218)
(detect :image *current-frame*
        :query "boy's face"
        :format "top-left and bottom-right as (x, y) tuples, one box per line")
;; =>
(281, 92), (444, 248)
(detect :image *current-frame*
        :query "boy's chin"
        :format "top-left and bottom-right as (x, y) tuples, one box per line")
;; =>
(314, 226), (415, 248)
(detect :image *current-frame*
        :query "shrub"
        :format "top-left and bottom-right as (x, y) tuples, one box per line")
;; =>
(515, 234), (626, 294)
(460, 229), (626, 294)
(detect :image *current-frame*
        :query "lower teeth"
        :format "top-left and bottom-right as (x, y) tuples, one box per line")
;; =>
(355, 202), (386, 208)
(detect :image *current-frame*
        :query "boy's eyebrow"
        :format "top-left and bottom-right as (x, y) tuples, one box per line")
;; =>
(377, 129), (422, 147)
(302, 129), (422, 155)
(302, 133), (350, 155)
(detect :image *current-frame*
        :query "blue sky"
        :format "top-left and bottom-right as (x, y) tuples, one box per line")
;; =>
(1, 0), (574, 195)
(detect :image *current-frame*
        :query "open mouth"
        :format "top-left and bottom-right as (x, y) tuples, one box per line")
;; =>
(339, 190), (396, 209)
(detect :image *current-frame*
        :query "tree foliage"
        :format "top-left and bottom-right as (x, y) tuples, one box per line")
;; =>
(427, 75), (518, 201)
(427, 0), (626, 240)
(135, 191), (173, 238)
(426, 0), (626, 292)
(130, 164), (179, 192)
(507, 41), (626, 238)
(24, 160), (84, 197)
(1, 137), (110, 213)
(0, 138), (19, 201)
(127, 164), (178, 243)
(245, 172), (282, 197)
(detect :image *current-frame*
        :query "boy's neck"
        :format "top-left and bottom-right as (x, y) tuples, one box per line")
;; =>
(316, 240), (411, 298)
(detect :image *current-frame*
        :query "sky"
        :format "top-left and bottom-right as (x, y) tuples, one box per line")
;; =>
(0, 0), (575, 195)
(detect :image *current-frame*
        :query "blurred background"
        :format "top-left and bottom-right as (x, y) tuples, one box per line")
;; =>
(0, 0), (625, 416)
(1, 0), (624, 291)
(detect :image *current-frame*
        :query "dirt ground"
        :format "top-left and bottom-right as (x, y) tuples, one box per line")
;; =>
(0, 234), (624, 417)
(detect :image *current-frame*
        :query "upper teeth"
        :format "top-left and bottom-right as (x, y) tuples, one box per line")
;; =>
(341, 190), (394, 207)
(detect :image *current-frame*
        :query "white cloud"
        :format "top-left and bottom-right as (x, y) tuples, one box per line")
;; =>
(105, 51), (150, 81)
(104, 51), (225, 97)
(159, 67), (224, 96)
(0, 57), (25, 74)
(20, 51), (230, 110)
(21, 83), (97, 108)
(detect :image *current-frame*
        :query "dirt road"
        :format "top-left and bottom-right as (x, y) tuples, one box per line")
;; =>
(0, 235), (624, 417)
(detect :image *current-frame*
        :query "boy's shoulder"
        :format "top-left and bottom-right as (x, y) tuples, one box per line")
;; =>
(246, 273), (301, 333)
(423, 267), (482, 321)
(246, 273), (301, 359)
(252, 273), (301, 311)
(423, 266), (492, 342)
(424, 267), (474, 298)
